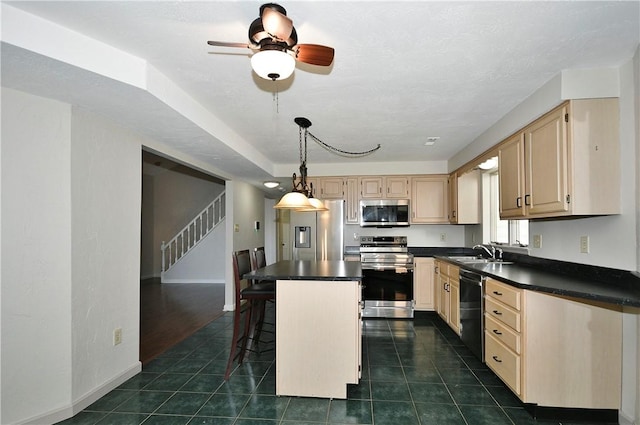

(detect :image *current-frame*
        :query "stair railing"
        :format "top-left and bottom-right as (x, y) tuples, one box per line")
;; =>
(161, 191), (225, 275)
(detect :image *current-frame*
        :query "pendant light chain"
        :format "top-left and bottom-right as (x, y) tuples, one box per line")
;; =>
(306, 130), (381, 157)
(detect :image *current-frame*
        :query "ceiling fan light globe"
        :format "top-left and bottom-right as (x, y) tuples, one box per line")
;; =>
(251, 50), (295, 80)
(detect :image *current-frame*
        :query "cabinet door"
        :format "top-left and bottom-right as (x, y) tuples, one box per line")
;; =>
(456, 170), (481, 224)
(449, 279), (460, 335)
(360, 177), (383, 198)
(414, 258), (435, 310)
(319, 177), (344, 200)
(345, 177), (359, 224)
(524, 106), (569, 216)
(385, 176), (409, 198)
(499, 133), (527, 218)
(437, 274), (449, 321)
(410, 176), (448, 223)
(448, 173), (458, 223)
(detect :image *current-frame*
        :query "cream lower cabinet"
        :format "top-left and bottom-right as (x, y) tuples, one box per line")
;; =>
(414, 258), (435, 310)
(276, 279), (361, 399)
(484, 278), (622, 409)
(434, 260), (460, 334)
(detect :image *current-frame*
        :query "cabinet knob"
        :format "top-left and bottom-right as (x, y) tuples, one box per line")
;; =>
(492, 329), (503, 335)
(492, 310), (503, 315)
(492, 355), (503, 363)
(493, 291), (503, 296)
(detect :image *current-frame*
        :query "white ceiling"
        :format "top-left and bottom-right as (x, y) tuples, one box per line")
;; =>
(2, 1), (639, 195)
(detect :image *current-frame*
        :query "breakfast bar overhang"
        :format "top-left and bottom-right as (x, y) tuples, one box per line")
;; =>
(244, 260), (363, 399)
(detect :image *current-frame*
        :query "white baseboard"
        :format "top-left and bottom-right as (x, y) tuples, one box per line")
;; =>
(160, 278), (225, 284)
(224, 303), (236, 312)
(21, 362), (142, 425)
(619, 411), (636, 425)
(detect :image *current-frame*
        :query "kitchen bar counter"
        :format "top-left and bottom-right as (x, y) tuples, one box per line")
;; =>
(436, 255), (640, 307)
(243, 259), (362, 282)
(244, 260), (362, 399)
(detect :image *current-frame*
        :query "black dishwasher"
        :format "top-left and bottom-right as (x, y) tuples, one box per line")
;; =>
(459, 268), (485, 362)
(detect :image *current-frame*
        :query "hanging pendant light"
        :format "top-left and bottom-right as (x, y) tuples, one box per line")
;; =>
(274, 118), (326, 211)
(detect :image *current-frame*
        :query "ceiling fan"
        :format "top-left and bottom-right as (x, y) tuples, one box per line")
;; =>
(207, 3), (335, 81)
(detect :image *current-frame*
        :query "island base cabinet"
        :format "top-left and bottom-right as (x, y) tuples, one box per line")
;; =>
(275, 279), (361, 399)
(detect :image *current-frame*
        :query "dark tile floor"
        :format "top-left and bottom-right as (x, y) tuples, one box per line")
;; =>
(57, 311), (617, 425)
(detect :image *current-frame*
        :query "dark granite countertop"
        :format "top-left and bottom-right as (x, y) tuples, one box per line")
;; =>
(435, 254), (640, 307)
(244, 260), (363, 281)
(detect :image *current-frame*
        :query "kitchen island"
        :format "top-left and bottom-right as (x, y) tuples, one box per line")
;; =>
(244, 260), (363, 399)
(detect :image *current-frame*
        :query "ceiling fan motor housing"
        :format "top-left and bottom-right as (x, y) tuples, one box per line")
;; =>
(249, 4), (298, 47)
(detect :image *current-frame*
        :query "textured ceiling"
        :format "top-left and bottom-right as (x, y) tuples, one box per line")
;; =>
(2, 1), (639, 194)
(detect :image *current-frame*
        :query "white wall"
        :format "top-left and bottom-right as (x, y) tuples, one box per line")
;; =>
(344, 223), (466, 248)
(1, 89), (143, 424)
(224, 180), (266, 310)
(70, 107), (142, 405)
(1, 88), (73, 424)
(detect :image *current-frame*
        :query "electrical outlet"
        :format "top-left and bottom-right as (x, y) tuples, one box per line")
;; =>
(440, 233), (446, 242)
(532, 234), (542, 248)
(580, 235), (590, 253)
(113, 328), (122, 346)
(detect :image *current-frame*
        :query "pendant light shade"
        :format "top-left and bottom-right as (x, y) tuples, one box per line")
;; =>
(296, 197), (328, 212)
(251, 50), (295, 80)
(273, 191), (313, 209)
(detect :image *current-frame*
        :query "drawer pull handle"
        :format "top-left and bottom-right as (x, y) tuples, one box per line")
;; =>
(492, 329), (502, 335)
(492, 310), (503, 315)
(492, 355), (503, 363)
(493, 291), (503, 296)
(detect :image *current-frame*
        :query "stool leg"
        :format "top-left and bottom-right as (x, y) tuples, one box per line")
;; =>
(224, 302), (244, 380)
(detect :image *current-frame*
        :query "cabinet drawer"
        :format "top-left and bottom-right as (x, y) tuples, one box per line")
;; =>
(485, 279), (521, 311)
(485, 297), (521, 332)
(485, 332), (521, 396)
(485, 313), (521, 354)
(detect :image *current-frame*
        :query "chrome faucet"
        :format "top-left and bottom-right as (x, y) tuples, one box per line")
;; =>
(473, 244), (495, 259)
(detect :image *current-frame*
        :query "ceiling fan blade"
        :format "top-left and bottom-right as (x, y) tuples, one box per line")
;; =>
(262, 7), (293, 41)
(207, 40), (252, 49)
(295, 44), (335, 66)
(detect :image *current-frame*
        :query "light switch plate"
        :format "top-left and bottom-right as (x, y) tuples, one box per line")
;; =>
(580, 235), (590, 253)
(532, 234), (542, 248)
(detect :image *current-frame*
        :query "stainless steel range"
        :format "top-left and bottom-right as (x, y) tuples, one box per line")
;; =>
(360, 236), (414, 318)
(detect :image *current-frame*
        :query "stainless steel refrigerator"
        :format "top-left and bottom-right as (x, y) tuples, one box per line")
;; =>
(290, 199), (344, 261)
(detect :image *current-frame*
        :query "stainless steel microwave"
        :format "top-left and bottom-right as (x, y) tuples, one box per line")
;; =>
(359, 199), (410, 227)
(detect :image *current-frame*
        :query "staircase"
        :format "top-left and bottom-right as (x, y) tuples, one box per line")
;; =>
(161, 191), (225, 277)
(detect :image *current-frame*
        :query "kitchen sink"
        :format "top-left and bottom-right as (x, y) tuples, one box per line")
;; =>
(445, 256), (515, 265)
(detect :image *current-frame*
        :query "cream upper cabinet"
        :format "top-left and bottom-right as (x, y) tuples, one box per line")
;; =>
(498, 99), (619, 219)
(359, 176), (409, 199)
(344, 177), (359, 224)
(449, 170), (481, 224)
(484, 277), (622, 410)
(410, 175), (448, 224)
(413, 257), (435, 311)
(318, 177), (344, 200)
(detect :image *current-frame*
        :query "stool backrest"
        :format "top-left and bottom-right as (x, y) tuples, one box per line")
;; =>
(232, 249), (253, 302)
(251, 246), (267, 270)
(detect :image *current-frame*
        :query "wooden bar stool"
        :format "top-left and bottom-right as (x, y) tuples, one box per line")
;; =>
(224, 249), (275, 380)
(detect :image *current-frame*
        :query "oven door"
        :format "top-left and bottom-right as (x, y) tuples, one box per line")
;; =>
(362, 268), (414, 318)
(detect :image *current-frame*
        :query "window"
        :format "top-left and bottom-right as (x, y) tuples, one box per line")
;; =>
(489, 172), (529, 247)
